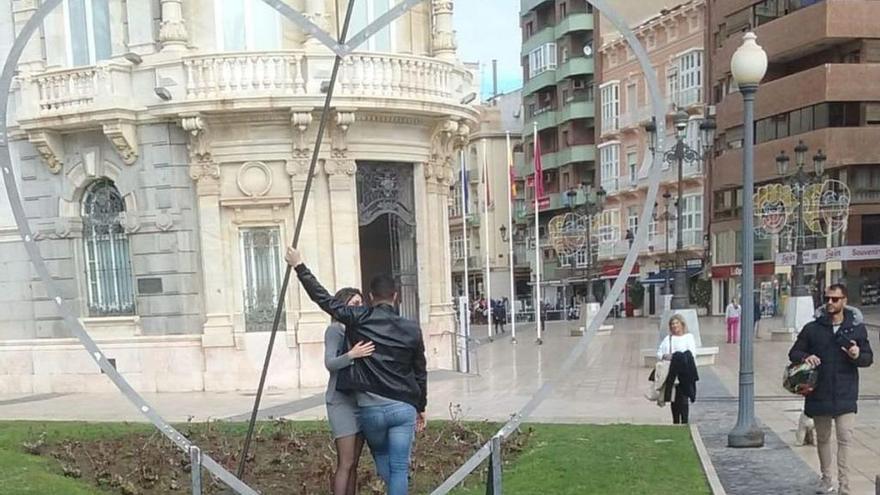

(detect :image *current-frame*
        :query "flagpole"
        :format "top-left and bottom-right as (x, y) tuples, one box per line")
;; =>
(482, 138), (493, 341)
(506, 131), (517, 344)
(533, 122), (543, 345)
(461, 148), (471, 372)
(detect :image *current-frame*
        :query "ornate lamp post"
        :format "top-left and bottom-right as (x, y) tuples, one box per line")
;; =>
(776, 141), (827, 297)
(644, 111), (715, 310)
(653, 190), (677, 295)
(728, 31), (768, 449)
(565, 184), (606, 303)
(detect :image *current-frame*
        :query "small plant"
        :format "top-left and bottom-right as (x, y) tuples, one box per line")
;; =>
(628, 280), (645, 309)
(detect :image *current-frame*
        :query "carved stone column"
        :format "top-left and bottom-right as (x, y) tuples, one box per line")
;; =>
(326, 111), (361, 290)
(420, 119), (463, 369)
(11, 0), (45, 70)
(305, 0), (330, 48)
(181, 116), (233, 348)
(287, 111), (331, 387)
(431, 1), (457, 61)
(159, 0), (188, 51)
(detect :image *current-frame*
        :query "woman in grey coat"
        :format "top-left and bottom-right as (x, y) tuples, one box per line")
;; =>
(326, 287), (374, 495)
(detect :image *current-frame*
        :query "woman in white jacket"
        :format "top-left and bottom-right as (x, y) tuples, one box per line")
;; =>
(657, 314), (697, 424)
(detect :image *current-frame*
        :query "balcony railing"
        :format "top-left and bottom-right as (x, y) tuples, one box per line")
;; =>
(20, 61), (134, 118)
(184, 51), (469, 103)
(601, 177), (619, 195)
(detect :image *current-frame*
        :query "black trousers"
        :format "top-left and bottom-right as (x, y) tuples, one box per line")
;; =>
(671, 384), (690, 424)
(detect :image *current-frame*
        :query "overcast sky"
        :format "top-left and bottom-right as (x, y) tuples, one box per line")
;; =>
(454, 0), (523, 99)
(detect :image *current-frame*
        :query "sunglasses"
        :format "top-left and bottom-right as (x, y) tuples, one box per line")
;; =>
(824, 296), (844, 303)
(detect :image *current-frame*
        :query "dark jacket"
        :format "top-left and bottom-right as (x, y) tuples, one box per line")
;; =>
(789, 308), (873, 418)
(663, 350), (699, 403)
(295, 264), (428, 412)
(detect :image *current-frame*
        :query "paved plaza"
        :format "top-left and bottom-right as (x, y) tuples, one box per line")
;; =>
(0, 314), (878, 494)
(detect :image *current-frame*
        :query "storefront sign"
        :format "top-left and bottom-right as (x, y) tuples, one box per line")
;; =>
(711, 262), (775, 280)
(775, 245), (880, 267)
(601, 263), (640, 278)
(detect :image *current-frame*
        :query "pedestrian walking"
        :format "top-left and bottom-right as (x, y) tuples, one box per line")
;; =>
(287, 248), (427, 495)
(324, 287), (374, 495)
(725, 299), (741, 344)
(655, 314), (698, 424)
(754, 295), (762, 339)
(788, 284), (873, 495)
(492, 299), (506, 335)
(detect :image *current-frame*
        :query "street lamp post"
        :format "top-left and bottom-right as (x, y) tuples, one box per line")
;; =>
(653, 190), (676, 295)
(566, 184), (606, 303)
(776, 142), (827, 297)
(728, 31), (768, 449)
(645, 112), (715, 310)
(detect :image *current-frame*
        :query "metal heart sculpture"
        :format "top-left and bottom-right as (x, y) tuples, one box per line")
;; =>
(0, 1), (430, 493)
(262, 0), (429, 57)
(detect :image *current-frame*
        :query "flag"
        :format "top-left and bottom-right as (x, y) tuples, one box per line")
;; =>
(534, 132), (544, 199)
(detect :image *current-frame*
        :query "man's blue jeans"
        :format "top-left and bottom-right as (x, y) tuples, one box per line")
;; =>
(358, 401), (417, 495)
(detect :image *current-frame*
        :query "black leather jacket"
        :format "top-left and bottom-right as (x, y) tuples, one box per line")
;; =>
(295, 264), (428, 412)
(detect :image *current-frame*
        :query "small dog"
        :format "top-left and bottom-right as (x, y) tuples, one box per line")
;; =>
(796, 412), (815, 446)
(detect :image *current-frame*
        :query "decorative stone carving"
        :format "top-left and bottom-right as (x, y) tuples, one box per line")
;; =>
(53, 217), (81, 239)
(291, 110), (313, 158)
(27, 130), (64, 174)
(324, 158), (356, 176)
(236, 161), (273, 197)
(158, 0), (188, 51)
(180, 115), (220, 190)
(120, 211), (141, 233)
(286, 159), (316, 178)
(102, 121), (138, 165)
(155, 212), (174, 231)
(332, 111), (356, 157)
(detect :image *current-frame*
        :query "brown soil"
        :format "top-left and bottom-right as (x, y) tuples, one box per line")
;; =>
(31, 418), (531, 494)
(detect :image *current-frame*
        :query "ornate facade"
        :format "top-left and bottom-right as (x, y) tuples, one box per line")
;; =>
(0, 0), (477, 393)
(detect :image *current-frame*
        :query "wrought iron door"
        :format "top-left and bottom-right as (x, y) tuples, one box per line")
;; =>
(356, 162), (419, 321)
(241, 227), (285, 332)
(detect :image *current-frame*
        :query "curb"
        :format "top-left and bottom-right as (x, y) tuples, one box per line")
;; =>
(690, 423), (726, 495)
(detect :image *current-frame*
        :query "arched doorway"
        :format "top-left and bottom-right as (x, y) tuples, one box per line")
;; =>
(356, 162), (419, 320)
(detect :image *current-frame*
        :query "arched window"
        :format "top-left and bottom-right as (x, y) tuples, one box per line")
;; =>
(82, 179), (135, 316)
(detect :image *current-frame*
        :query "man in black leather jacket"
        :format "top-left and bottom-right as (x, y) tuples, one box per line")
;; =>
(286, 247), (426, 495)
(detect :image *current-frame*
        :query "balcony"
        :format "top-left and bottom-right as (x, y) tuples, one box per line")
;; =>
(713, 127), (880, 188)
(557, 144), (595, 166)
(16, 61), (136, 128)
(522, 26), (557, 56)
(598, 240), (630, 260)
(556, 12), (594, 36)
(521, 0), (554, 15)
(179, 51), (472, 111)
(523, 69), (557, 96)
(852, 189), (880, 204)
(555, 57), (594, 81)
(715, 0), (880, 75)
(600, 115), (619, 136)
(716, 64), (880, 130)
(529, 106), (559, 131)
(559, 98), (594, 122)
(601, 177), (620, 195)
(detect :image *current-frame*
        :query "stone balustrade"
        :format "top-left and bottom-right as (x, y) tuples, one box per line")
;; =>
(20, 61), (133, 119)
(183, 51), (469, 104)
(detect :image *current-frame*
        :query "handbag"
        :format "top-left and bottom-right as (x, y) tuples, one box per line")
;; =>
(783, 362), (818, 396)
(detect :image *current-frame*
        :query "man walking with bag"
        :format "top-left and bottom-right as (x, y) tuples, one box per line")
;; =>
(789, 284), (873, 494)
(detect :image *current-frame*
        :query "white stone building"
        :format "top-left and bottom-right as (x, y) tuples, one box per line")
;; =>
(0, 0), (477, 393)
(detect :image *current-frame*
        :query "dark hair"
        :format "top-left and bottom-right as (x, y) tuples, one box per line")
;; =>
(334, 287), (363, 305)
(827, 283), (848, 298)
(369, 274), (397, 301)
